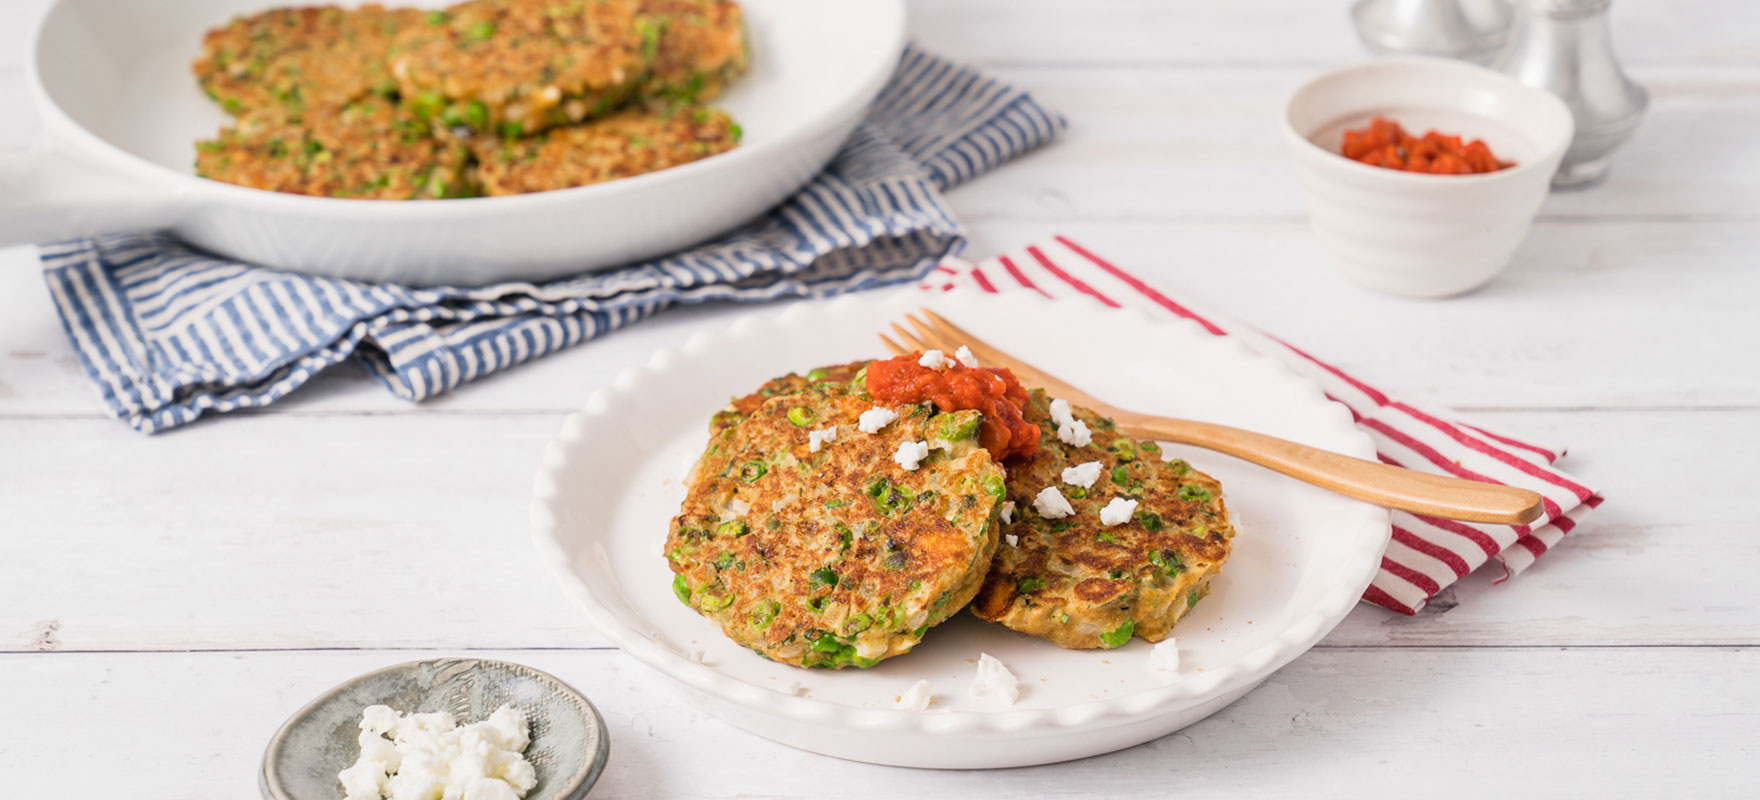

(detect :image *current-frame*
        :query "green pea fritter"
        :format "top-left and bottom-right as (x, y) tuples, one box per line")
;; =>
(388, 0), (659, 137)
(667, 387), (1005, 669)
(638, 0), (749, 103)
(195, 100), (476, 199)
(971, 390), (1235, 649)
(708, 361), (866, 435)
(470, 105), (739, 195)
(192, 4), (420, 118)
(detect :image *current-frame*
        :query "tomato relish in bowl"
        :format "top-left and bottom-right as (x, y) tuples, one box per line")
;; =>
(865, 352), (1039, 462)
(1341, 116), (1514, 175)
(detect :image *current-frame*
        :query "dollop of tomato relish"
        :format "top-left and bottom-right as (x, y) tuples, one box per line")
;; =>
(865, 353), (1039, 462)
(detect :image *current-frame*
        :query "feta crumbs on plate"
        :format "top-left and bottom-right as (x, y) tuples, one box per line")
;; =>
(1149, 638), (1180, 680)
(954, 345), (979, 368)
(1000, 500), (1015, 524)
(1049, 398), (1075, 426)
(857, 406), (899, 433)
(918, 349), (954, 369)
(1033, 486), (1074, 519)
(894, 440), (930, 471)
(778, 680), (805, 697)
(1048, 397), (1092, 446)
(1059, 419), (1092, 447)
(897, 679), (933, 711)
(1061, 460), (1103, 488)
(1099, 497), (1139, 526)
(970, 653), (1020, 706)
(807, 425), (838, 453)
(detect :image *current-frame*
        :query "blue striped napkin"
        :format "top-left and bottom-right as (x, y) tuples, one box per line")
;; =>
(39, 46), (1064, 433)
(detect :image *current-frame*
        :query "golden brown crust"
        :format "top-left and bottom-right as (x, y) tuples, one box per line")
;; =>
(638, 0), (748, 102)
(388, 0), (656, 136)
(194, 100), (476, 199)
(971, 391), (1235, 649)
(470, 106), (738, 195)
(192, 5), (419, 118)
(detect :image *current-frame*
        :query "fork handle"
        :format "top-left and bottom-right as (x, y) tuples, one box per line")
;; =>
(1117, 416), (1545, 525)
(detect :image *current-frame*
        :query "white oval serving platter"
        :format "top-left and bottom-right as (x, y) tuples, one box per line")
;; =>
(531, 290), (1389, 768)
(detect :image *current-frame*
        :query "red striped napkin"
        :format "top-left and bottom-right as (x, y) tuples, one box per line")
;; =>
(922, 235), (1603, 614)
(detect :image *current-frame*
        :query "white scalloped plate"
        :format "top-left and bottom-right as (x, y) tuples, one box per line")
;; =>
(531, 291), (1389, 768)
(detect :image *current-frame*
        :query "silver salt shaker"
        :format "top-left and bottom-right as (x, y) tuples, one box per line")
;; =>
(1351, 0), (1514, 64)
(1495, 0), (1648, 187)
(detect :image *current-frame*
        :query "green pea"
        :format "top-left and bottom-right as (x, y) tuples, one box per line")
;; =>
(787, 407), (816, 427)
(1066, 486), (1087, 499)
(411, 91), (445, 121)
(728, 122), (743, 143)
(749, 599), (779, 629)
(805, 367), (828, 380)
(739, 460), (768, 483)
(671, 574), (691, 604)
(425, 10), (449, 25)
(844, 614), (872, 634)
(1167, 459), (1192, 477)
(1188, 588), (1202, 611)
(1054, 611), (1071, 624)
(1110, 465), (1130, 484)
(698, 592), (734, 611)
(464, 100), (489, 131)
(713, 551), (736, 571)
(882, 550), (908, 570)
(1187, 525), (1209, 539)
(1100, 620), (1134, 649)
(1111, 440), (1137, 463)
(1136, 511), (1164, 531)
(1016, 576), (1044, 592)
(807, 595), (830, 613)
(499, 121), (525, 139)
(1148, 548), (1183, 576)
(981, 474), (1005, 499)
(937, 413), (980, 441)
(716, 520), (747, 537)
(809, 567), (838, 588)
(466, 20), (496, 39)
(825, 499), (843, 509)
(1096, 530), (1118, 543)
(1178, 484), (1214, 503)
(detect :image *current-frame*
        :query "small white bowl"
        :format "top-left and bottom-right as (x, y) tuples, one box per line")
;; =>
(1282, 57), (1574, 298)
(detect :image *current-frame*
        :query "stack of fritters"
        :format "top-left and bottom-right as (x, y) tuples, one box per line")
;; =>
(668, 361), (1237, 669)
(191, 0), (747, 198)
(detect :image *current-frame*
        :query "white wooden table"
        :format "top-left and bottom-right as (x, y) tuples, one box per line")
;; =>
(3, 1), (1757, 796)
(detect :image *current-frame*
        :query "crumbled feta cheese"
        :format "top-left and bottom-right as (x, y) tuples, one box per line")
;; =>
(686, 645), (709, 664)
(1049, 398), (1075, 426)
(970, 653), (1020, 705)
(808, 425), (838, 453)
(1004, 533), (1019, 547)
(341, 704), (536, 800)
(1149, 638), (1180, 679)
(778, 680), (805, 697)
(1100, 497), (1139, 526)
(894, 440), (930, 471)
(1000, 500), (1015, 524)
(1061, 460), (1103, 488)
(918, 349), (953, 369)
(953, 346), (979, 368)
(1033, 486), (1074, 519)
(897, 679), (933, 711)
(1058, 419), (1092, 447)
(857, 406), (899, 434)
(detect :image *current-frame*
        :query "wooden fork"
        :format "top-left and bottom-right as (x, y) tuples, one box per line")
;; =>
(880, 309), (1545, 525)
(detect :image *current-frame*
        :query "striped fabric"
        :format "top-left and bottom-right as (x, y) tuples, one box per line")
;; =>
(922, 236), (1604, 615)
(39, 46), (1065, 434)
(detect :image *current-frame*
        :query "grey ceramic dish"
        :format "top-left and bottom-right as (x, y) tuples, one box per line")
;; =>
(260, 658), (609, 800)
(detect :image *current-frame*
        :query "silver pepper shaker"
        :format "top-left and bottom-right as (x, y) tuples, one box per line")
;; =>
(1494, 0), (1648, 187)
(1351, 0), (1514, 64)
